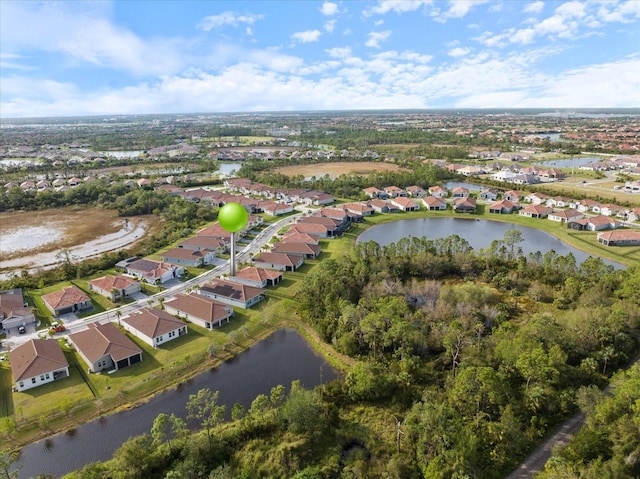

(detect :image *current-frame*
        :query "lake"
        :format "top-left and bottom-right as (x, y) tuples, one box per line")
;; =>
(13, 328), (339, 479)
(357, 217), (625, 269)
(96, 150), (143, 159)
(218, 162), (243, 176)
(443, 181), (484, 191)
(532, 156), (602, 169)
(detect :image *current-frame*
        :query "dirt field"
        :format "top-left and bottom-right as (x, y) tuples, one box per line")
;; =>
(0, 207), (154, 273)
(274, 161), (406, 178)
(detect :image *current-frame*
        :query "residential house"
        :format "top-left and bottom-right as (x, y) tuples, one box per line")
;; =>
(199, 279), (265, 309)
(253, 252), (304, 271)
(383, 186), (406, 197)
(89, 275), (140, 301)
(488, 200), (519, 214)
(524, 192), (549, 205)
(539, 168), (566, 180)
(503, 190), (524, 202)
(124, 258), (184, 284)
(597, 230), (640, 246)
(422, 196), (447, 211)
(261, 201), (294, 216)
(453, 197), (477, 213)
(121, 307), (188, 348)
(405, 185), (427, 197)
(451, 187), (470, 198)
(164, 293), (234, 329)
(568, 215), (622, 231)
(575, 199), (601, 213)
(300, 215), (347, 234)
(272, 241), (321, 259)
(548, 208), (584, 223)
(197, 224), (233, 240)
(0, 288), (35, 331)
(227, 267), (283, 288)
(340, 202), (374, 217)
(600, 204), (626, 217)
(428, 185), (448, 197)
(9, 339), (69, 392)
(287, 223), (333, 238)
(161, 247), (215, 267)
(479, 188), (498, 201)
(519, 205), (553, 219)
(457, 166), (484, 176)
(178, 236), (227, 255)
(68, 322), (143, 373)
(281, 232), (320, 245)
(367, 199), (398, 213)
(42, 285), (92, 317)
(546, 196), (572, 208)
(390, 197), (420, 212)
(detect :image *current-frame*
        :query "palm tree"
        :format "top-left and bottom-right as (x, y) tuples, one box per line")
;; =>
(115, 309), (122, 327)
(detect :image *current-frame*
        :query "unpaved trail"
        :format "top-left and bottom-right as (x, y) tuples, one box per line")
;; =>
(505, 411), (586, 478)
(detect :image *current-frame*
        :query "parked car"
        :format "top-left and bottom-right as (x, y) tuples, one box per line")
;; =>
(18, 326), (26, 334)
(49, 322), (66, 333)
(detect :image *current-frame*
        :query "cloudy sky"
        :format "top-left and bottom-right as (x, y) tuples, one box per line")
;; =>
(1, 0), (639, 118)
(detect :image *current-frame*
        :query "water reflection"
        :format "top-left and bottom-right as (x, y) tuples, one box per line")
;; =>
(357, 217), (625, 269)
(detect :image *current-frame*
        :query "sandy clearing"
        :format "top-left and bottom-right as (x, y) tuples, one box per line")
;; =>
(273, 161), (406, 179)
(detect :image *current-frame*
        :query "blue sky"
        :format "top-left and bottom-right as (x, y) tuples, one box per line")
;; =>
(1, 0), (639, 118)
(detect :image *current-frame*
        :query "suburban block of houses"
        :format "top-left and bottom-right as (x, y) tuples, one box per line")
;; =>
(9, 338), (69, 392)
(164, 292), (234, 329)
(42, 285), (92, 317)
(121, 307), (188, 348)
(68, 322), (143, 373)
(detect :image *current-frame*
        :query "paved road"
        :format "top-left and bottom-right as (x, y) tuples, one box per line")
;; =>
(5, 213), (303, 346)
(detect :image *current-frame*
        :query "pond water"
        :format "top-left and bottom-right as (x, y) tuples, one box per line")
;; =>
(96, 150), (143, 159)
(532, 156), (602, 168)
(0, 159), (41, 167)
(13, 328), (339, 479)
(0, 226), (63, 255)
(218, 162), (243, 176)
(443, 181), (484, 191)
(357, 217), (625, 269)
(532, 133), (561, 142)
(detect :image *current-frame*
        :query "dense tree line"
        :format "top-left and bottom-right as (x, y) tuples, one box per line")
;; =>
(237, 159), (454, 198)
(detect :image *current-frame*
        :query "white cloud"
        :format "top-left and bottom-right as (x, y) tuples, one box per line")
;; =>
(197, 12), (263, 30)
(524, 1), (544, 14)
(555, 1), (586, 18)
(448, 47), (471, 57)
(326, 47), (352, 58)
(291, 30), (322, 43)
(432, 0), (489, 23)
(321, 2), (338, 16)
(0, 1), (190, 77)
(365, 30), (392, 48)
(597, 1), (640, 23)
(364, 0), (432, 16)
(324, 19), (336, 33)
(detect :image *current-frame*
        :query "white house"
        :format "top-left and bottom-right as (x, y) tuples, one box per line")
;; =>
(164, 293), (234, 329)
(121, 307), (188, 348)
(9, 339), (69, 392)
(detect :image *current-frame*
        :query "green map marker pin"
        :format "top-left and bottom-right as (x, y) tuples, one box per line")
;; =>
(218, 202), (249, 233)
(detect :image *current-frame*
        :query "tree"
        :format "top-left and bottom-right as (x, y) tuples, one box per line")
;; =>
(281, 380), (324, 435)
(185, 389), (226, 453)
(503, 228), (524, 260)
(151, 413), (187, 452)
(0, 450), (20, 479)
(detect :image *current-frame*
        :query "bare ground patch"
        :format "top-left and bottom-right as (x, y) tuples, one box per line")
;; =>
(0, 208), (156, 271)
(273, 161), (406, 179)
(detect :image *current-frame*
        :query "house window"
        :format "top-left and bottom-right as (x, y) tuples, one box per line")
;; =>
(45, 373), (50, 379)
(19, 381), (24, 388)
(40, 375), (45, 381)
(31, 378), (37, 384)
